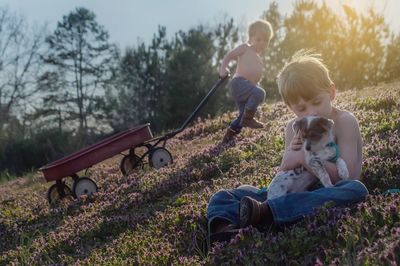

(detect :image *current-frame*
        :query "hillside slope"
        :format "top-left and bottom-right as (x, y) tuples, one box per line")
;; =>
(1, 83), (399, 265)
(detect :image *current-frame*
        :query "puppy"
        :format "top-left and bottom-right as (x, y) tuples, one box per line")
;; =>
(267, 116), (349, 200)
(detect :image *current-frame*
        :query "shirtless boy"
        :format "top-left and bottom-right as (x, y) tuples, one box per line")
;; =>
(219, 19), (274, 143)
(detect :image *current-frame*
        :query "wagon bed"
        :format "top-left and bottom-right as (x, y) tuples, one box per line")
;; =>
(40, 124), (152, 182)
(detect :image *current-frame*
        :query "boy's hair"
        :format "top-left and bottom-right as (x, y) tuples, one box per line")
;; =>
(248, 19), (273, 40)
(277, 50), (334, 106)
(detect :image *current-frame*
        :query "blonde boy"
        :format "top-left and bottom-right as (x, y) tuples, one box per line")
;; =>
(207, 51), (368, 244)
(219, 19), (273, 143)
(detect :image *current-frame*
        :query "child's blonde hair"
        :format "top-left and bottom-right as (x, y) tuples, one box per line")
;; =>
(248, 19), (273, 41)
(277, 50), (334, 106)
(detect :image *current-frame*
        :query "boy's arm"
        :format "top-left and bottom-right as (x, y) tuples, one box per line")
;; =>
(325, 114), (362, 181)
(279, 119), (305, 171)
(218, 44), (248, 77)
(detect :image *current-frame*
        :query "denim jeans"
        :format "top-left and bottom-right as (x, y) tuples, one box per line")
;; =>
(207, 179), (369, 230)
(228, 77), (265, 133)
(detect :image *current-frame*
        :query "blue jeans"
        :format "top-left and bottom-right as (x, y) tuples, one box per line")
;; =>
(207, 179), (368, 230)
(228, 77), (265, 133)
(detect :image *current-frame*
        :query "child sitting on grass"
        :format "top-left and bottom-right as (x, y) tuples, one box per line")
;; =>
(218, 19), (273, 143)
(207, 50), (369, 244)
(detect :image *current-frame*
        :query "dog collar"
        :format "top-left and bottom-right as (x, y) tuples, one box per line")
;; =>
(326, 141), (339, 163)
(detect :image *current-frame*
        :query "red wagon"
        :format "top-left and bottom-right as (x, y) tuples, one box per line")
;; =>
(40, 76), (229, 204)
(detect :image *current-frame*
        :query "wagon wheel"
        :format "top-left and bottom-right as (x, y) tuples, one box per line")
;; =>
(120, 154), (143, 176)
(73, 177), (98, 198)
(149, 147), (173, 169)
(47, 182), (73, 205)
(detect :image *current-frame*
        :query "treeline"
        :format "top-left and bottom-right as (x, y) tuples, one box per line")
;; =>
(0, 1), (399, 176)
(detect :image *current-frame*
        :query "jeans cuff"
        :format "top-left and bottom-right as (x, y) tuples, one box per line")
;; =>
(267, 199), (280, 224)
(267, 198), (304, 225)
(229, 126), (241, 134)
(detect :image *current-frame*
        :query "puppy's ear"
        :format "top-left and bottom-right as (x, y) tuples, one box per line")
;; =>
(293, 118), (306, 133)
(316, 117), (334, 131)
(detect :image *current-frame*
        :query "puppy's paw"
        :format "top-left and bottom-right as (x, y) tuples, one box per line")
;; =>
(336, 158), (349, 180)
(314, 168), (333, 187)
(308, 156), (323, 168)
(320, 177), (334, 187)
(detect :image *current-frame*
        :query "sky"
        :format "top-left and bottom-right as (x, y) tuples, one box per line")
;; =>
(0, 0), (399, 49)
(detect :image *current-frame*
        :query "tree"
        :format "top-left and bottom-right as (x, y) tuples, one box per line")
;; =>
(162, 25), (217, 130)
(279, 1), (343, 73)
(278, 0), (389, 89)
(0, 6), (46, 135)
(212, 17), (240, 110)
(383, 33), (400, 82)
(41, 7), (117, 141)
(104, 26), (169, 133)
(106, 20), (240, 134)
(213, 17), (239, 68)
(335, 5), (389, 88)
(261, 1), (285, 99)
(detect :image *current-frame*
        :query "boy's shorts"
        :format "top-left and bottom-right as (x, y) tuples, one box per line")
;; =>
(228, 76), (265, 111)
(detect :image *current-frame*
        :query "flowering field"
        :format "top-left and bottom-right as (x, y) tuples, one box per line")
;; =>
(1, 83), (399, 265)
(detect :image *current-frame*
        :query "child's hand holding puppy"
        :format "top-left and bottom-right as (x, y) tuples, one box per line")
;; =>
(290, 131), (303, 151)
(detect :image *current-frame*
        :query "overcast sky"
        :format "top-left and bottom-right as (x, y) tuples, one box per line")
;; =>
(0, 0), (399, 49)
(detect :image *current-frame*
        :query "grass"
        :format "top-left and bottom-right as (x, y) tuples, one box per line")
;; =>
(0, 82), (399, 265)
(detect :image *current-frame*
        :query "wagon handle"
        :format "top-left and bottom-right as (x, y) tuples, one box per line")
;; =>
(163, 75), (230, 139)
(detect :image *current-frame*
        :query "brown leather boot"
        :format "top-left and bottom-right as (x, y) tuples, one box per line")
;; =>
(209, 219), (240, 248)
(222, 127), (237, 143)
(239, 196), (273, 228)
(240, 109), (264, 128)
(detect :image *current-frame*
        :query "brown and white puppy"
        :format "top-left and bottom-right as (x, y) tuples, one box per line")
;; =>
(267, 116), (349, 200)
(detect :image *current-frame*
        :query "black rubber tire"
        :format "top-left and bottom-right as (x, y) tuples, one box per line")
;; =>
(120, 154), (142, 175)
(47, 182), (73, 205)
